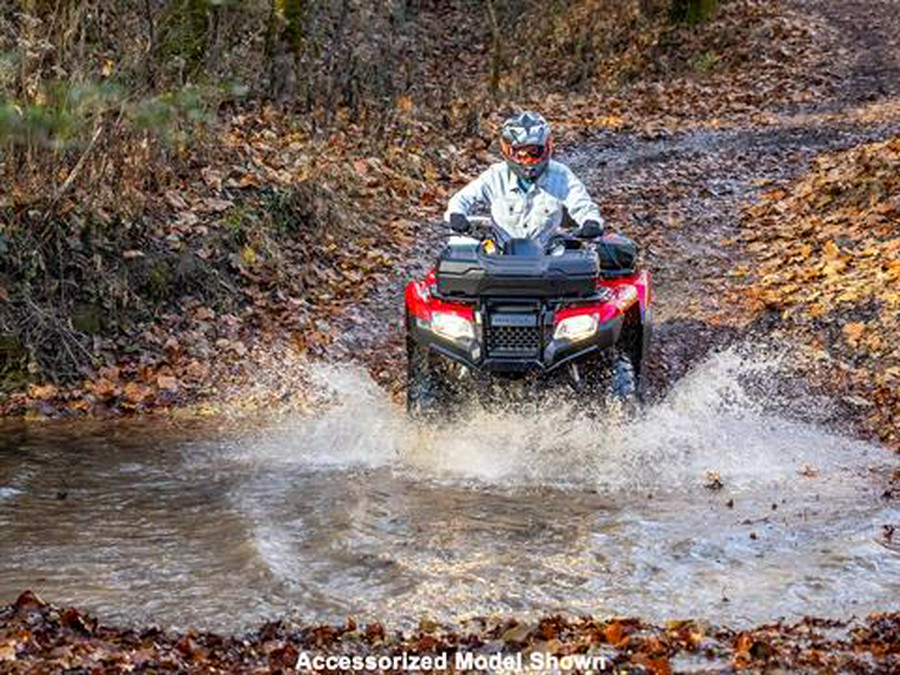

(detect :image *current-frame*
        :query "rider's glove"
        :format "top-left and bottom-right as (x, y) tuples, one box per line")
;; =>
(449, 213), (472, 234)
(574, 220), (604, 239)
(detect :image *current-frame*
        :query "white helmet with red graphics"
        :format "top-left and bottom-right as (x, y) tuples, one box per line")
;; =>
(500, 111), (553, 182)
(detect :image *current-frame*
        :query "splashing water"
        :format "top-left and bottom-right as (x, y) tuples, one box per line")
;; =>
(0, 347), (897, 632)
(246, 349), (881, 492)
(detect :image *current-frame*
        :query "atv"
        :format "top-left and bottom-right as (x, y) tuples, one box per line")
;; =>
(404, 217), (652, 418)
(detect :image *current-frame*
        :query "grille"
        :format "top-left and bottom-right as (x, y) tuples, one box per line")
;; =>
(486, 324), (542, 357)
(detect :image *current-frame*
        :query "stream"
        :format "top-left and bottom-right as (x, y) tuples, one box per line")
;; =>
(1, 350), (897, 634)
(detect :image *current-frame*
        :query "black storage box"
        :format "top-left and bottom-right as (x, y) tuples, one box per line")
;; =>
(436, 242), (599, 298)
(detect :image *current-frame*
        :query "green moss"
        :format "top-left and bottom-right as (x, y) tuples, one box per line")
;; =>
(671, 0), (718, 24)
(224, 205), (252, 240)
(147, 260), (174, 301)
(71, 304), (104, 334)
(261, 186), (314, 237)
(0, 334), (27, 392)
(159, 0), (212, 78)
(694, 50), (720, 73)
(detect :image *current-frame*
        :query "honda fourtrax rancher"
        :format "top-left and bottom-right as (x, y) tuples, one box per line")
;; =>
(404, 218), (652, 417)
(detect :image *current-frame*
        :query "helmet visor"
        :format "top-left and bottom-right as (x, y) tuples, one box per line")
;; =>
(510, 144), (546, 165)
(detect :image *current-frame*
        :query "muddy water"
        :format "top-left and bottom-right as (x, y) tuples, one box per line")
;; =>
(1, 350), (898, 633)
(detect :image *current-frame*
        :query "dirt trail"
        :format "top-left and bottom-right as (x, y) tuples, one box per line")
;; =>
(802, 0), (900, 105)
(332, 0), (900, 421)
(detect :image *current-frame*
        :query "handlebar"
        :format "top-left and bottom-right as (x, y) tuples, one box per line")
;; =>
(447, 215), (492, 240)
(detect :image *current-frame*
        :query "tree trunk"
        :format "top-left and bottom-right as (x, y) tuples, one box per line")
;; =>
(485, 0), (502, 100)
(670, 0), (718, 24)
(144, 0), (157, 88)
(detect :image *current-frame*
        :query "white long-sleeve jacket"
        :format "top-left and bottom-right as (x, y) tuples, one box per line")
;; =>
(444, 160), (604, 243)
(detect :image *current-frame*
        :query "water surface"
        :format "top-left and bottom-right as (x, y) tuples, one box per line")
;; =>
(1, 351), (897, 633)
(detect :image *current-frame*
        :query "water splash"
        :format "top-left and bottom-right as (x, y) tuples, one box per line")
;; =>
(229, 346), (881, 494)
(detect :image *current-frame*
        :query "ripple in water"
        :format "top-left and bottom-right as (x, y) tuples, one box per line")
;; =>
(209, 347), (898, 630)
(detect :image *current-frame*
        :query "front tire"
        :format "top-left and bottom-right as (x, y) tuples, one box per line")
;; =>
(575, 349), (639, 415)
(608, 349), (637, 404)
(406, 335), (440, 419)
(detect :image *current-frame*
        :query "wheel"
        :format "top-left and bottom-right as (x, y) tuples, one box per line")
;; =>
(406, 308), (460, 420)
(406, 335), (441, 419)
(573, 349), (639, 416)
(608, 349), (637, 404)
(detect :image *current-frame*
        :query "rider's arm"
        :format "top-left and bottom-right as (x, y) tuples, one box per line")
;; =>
(561, 165), (605, 229)
(444, 166), (498, 221)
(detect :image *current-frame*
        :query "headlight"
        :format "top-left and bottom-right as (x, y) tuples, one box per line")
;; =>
(429, 311), (475, 341)
(553, 314), (598, 342)
(613, 285), (638, 309)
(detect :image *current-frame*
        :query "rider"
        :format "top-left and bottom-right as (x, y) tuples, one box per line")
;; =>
(444, 111), (605, 246)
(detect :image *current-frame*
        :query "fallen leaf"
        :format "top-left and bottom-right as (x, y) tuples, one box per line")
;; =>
(0, 641), (16, 662)
(165, 190), (188, 210)
(123, 382), (152, 404)
(604, 620), (632, 647)
(27, 383), (58, 400)
(238, 173), (261, 188)
(842, 322), (866, 346)
(98, 365), (120, 381)
(156, 375), (179, 392)
(201, 197), (233, 213)
(194, 307), (216, 322)
(88, 378), (118, 400)
(185, 361), (210, 381)
(241, 245), (258, 266)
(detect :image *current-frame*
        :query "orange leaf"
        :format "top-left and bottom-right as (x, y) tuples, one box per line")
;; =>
(156, 375), (179, 392)
(185, 360), (210, 382)
(89, 378), (118, 400)
(843, 322), (866, 346)
(603, 621), (631, 647)
(27, 383), (58, 400)
(123, 382), (152, 404)
(632, 654), (672, 675)
(238, 173), (261, 188)
(98, 365), (120, 381)
(139, 365), (155, 384)
(823, 240), (841, 260)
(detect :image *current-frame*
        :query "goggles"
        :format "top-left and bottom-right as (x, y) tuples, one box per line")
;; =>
(508, 144), (546, 165)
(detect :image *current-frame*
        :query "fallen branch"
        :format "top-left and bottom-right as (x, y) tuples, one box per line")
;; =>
(40, 122), (105, 229)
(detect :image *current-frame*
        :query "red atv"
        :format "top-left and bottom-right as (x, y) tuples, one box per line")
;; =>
(404, 218), (652, 417)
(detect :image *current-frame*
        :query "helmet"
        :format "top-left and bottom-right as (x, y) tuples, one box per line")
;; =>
(500, 111), (553, 182)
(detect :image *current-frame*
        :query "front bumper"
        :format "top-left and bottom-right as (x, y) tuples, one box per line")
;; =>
(410, 314), (624, 374)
